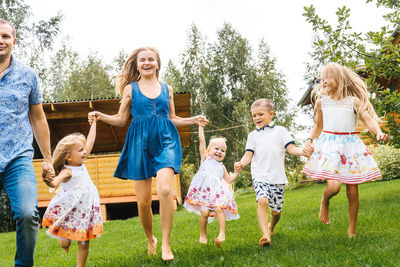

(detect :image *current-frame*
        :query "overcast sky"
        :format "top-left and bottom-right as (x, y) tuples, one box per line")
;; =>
(27, 0), (389, 131)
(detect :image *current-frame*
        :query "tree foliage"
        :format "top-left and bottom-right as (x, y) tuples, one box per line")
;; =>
(58, 53), (115, 101)
(0, 0), (63, 83)
(164, 23), (299, 175)
(303, 0), (400, 147)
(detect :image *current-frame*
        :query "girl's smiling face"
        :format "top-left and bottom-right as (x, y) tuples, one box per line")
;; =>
(66, 141), (87, 166)
(136, 49), (160, 78)
(207, 139), (227, 162)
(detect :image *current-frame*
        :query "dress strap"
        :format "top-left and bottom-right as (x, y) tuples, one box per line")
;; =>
(160, 82), (169, 98)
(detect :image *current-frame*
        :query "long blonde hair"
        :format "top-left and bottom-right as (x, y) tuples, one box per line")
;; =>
(52, 133), (86, 175)
(311, 62), (379, 123)
(115, 47), (161, 95)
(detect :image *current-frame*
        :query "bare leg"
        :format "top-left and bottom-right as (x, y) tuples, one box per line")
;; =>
(156, 168), (175, 261)
(134, 179), (157, 256)
(346, 184), (359, 237)
(59, 239), (71, 253)
(77, 240), (89, 267)
(268, 210), (281, 236)
(199, 209), (210, 244)
(319, 180), (341, 224)
(213, 207), (226, 248)
(257, 197), (271, 246)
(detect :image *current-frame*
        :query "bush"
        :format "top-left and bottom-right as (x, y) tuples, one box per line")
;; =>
(234, 169), (252, 189)
(369, 145), (400, 181)
(286, 163), (311, 188)
(179, 162), (196, 200)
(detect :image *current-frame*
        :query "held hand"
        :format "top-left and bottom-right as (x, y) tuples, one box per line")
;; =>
(376, 132), (389, 143)
(302, 146), (314, 158)
(88, 111), (100, 125)
(234, 162), (243, 173)
(42, 161), (55, 182)
(195, 115), (209, 127)
(302, 143), (314, 158)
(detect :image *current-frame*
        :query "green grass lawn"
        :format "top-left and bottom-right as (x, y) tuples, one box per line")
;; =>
(1, 180), (399, 266)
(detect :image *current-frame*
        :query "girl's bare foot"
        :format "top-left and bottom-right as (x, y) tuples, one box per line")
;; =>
(60, 239), (71, 253)
(319, 198), (330, 224)
(259, 236), (271, 247)
(199, 234), (207, 244)
(348, 229), (356, 238)
(161, 245), (174, 261)
(268, 223), (274, 236)
(147, 236), (157, 256)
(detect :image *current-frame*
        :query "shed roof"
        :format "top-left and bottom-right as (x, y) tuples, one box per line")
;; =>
(43, 93), (191, 153)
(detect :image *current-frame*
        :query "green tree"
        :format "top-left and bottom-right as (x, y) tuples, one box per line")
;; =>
(60, 53), (115, 101)
(165, 23), (299, 190)
(303, 0), (400, 147)
(0, 0), (63, 87)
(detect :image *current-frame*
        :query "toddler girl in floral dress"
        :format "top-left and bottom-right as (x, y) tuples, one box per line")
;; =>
(184, 124), (240, 248)
(42, 120), (102, 267)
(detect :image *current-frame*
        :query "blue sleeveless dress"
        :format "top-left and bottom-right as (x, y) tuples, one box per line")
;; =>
(114, 81), (182, 180)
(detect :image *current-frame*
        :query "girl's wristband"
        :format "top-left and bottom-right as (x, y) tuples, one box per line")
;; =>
(306, 138), (313, 143)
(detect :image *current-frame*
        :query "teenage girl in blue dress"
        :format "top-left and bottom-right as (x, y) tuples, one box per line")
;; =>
(88, 47), (208, 261)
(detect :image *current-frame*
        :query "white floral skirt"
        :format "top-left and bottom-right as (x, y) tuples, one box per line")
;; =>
(303, 132), (381, 184)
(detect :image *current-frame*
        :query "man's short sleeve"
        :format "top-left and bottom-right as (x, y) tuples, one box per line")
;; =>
(29, 72), (42, 105)
(281, 127), (295, 148)
(245, 133), (255, 153)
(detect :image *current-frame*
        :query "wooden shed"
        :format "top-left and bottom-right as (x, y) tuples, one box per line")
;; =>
(35, 93), (191, 221)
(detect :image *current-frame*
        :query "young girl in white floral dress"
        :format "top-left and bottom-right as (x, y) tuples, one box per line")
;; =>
(302, 62), (388, 237)
(42, 120), (102, 267)
(184, 124), (240, 248)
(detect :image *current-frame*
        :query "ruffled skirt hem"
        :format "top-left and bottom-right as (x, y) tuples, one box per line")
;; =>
(303, 166), (381, 184)
(183, 198), (239, 221)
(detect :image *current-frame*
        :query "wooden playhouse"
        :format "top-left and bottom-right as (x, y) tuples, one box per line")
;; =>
(34, 93), (191, 221)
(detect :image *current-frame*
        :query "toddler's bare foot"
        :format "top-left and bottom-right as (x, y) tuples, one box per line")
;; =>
(161, 245), (174, 262)
(268, 223), (275, 236)
(259, 235), (271, 247)
(319, 198), (330, 224)
(199, 234), (207, 244)
(59, 239), (71, 253)
(214, 238), (224, 249)
(147, 236), (157, 256)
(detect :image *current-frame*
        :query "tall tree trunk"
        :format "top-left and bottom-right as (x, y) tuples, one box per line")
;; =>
(0, 184), (16, 233)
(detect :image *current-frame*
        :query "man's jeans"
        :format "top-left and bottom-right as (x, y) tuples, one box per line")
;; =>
(0, 156), (39, 267)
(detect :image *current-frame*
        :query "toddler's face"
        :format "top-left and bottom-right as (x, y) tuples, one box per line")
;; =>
(251, 106), (274, 129)
(207, 140), (227, 162)
(66, 141), (87, 166)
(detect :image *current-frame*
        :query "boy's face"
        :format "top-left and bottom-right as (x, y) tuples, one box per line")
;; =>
(251, 105), (274, 129)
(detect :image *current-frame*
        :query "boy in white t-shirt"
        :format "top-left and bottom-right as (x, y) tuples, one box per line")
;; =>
(234, 99), (310, 247)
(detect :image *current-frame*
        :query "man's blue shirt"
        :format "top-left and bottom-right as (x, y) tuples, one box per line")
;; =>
(0, 56), (42, 172)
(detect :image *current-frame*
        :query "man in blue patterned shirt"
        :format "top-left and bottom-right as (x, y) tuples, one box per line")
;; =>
(0, 19), (54, 267)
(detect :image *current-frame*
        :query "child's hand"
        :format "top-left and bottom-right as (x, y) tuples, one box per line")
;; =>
(42, 161), (55, 182)
(195, 115), (209, 127)
(88, 112), (99, 125)
(376, 132), (388, 143)
(234, 162), (243, 173)
(302, 145), (314, 158)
